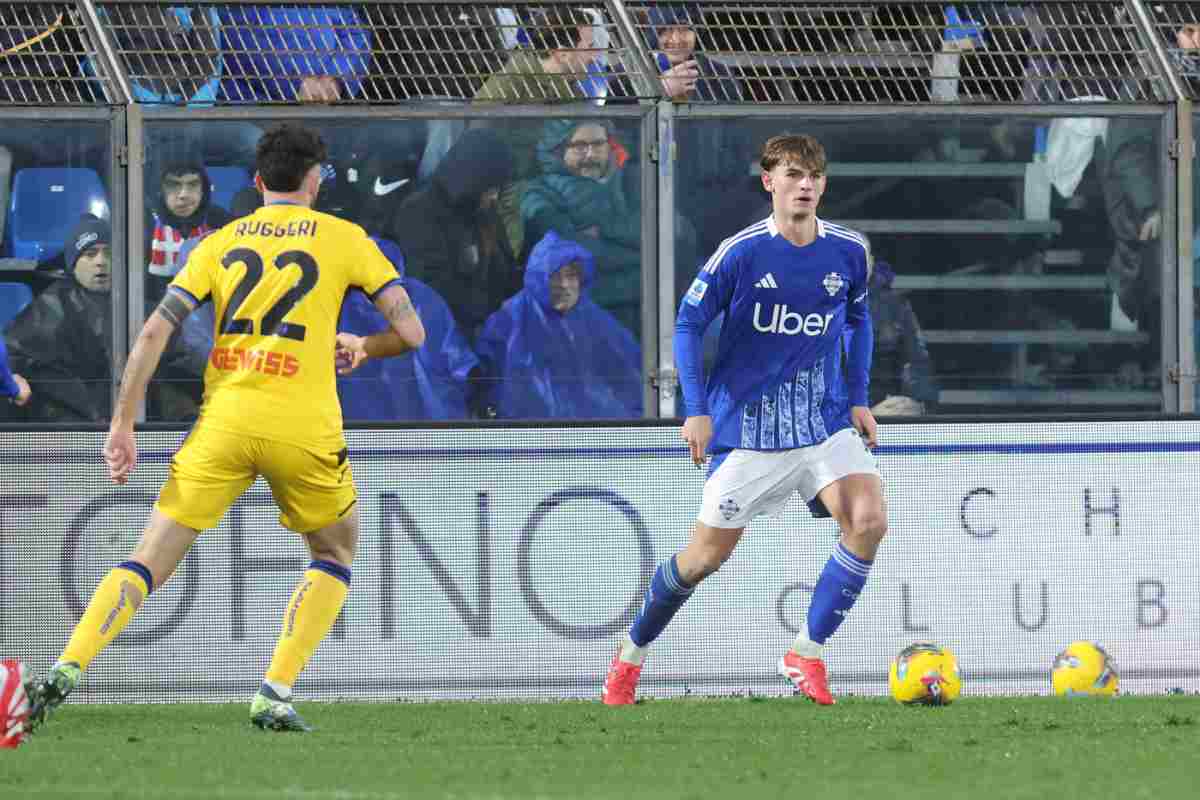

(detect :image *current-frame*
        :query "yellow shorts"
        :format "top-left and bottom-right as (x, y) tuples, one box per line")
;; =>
(155, 426), (357, 533)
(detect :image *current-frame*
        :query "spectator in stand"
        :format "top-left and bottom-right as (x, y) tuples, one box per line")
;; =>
(3, 216), (114, 420)
(337, 239), (479, 421)
(521, 119), (641, 334)
(640, 4), (760, 277)
(859, 256), (938, 416)
(476, 6), (602, 103)
(5, 216), (198, 422)
(386, 129), (518, 340)
(218, 5), (372, 103)
(146, 159), (233, 299)
(475, 230), (641, 419)
(474, 7), (604, 258)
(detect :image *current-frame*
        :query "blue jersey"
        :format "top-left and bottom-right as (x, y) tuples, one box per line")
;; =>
(675, 215), (873, 454)
(0, 336), (20, 398)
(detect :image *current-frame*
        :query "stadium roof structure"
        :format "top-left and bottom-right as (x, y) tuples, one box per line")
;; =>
(0, 0), (1195, 105)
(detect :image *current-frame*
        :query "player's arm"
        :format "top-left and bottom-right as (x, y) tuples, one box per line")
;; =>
(0, 337), (31, 406)
(335, 284), (426, 374)
(845, 252), (877, 446)
(675, 256), (733, 466)
(105, 290), (197, 484)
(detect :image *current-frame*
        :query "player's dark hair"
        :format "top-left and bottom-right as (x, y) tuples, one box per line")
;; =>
(255, 123), (328, 193)
(760, 134), (827, 174)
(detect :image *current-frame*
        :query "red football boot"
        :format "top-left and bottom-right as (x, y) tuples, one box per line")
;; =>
(601, 645), (643, 706)
(778, 650), (836, 705)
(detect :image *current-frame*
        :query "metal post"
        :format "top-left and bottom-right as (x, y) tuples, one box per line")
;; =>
(1124, 0), (1188, 102)
(639, 106), (658, 418)
(605, 0), (663, 99)
(126, 103), (147, 422)
(1177, 100), (1195, 412)
(1161, 109), (1179, 412)
(76, 0), (133, 104)
(110, 107), (128, 416)
(656, 100), (677, 418)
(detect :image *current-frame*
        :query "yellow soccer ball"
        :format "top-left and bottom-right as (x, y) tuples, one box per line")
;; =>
(1051, 642), (1119, 697)
(889, 643), (962, 705)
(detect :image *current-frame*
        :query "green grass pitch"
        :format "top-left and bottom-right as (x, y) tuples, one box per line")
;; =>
(3, 695), (1198, 799)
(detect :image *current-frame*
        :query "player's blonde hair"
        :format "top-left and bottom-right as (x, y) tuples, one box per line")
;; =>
(760, 134), (827, 174)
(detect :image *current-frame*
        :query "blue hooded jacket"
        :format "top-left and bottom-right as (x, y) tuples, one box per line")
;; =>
(336, 239), (479, 421)
(219, 5), (372, 102)
(476, 231), (642, 419)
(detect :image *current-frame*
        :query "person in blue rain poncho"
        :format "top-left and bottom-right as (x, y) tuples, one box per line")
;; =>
(336, 239), (479, 421)
(475, 230), (642, 419)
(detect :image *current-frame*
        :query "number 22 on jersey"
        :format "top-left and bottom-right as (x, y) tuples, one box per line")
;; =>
(218, 247), (319, 342)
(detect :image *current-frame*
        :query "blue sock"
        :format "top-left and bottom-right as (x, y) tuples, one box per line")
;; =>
(628, 555), (695, 647)
(806, 543), (872, 644)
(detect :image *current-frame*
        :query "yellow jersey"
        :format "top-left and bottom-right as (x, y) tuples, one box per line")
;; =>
(169, 202), (401, 450)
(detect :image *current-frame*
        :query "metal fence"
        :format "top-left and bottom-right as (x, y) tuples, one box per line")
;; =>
(0, 1), (1194, 106)
(0, 0), (1195, 416)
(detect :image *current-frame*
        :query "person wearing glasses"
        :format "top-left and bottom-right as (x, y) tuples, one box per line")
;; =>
(521, 119), (641, 335)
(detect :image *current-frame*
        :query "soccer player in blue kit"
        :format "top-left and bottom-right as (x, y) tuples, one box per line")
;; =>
(603, 134), (885, 706)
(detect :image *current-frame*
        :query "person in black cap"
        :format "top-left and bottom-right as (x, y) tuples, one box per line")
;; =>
(3, 215), (199, 421)
(3, 215), (114, 419)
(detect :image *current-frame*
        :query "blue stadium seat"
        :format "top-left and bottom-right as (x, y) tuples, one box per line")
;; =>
(7, 168), (109, 262)
(206, 165), (252, 213)
(0, 282), (33, 330)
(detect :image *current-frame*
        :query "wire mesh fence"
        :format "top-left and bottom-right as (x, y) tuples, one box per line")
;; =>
(622, 1), (1171, 103)
(0, 2), (115, 104)
(1148, 1), (1200, 98)
(88, 1), (661, 104)
(1, 1), (1193, 106)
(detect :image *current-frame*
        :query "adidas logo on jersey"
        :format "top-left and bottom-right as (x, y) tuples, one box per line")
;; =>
(754, 273), (779, 289)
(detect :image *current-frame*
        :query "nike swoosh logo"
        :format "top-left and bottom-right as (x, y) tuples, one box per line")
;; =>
(374, 177), (410, 196)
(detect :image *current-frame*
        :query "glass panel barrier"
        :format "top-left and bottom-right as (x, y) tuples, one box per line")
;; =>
(0, 120), (114, 423)
(142, 115), (645, 423)
(674, 114), (1164, 415)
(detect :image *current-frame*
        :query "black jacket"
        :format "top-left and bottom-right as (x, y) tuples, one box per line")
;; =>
(386, 129), (517, 338)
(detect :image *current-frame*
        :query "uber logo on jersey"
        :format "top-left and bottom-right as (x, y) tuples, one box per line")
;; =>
(752, 303), (834, 336)
(685, 277), (709, 306)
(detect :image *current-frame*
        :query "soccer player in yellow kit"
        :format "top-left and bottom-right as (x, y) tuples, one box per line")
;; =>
(25, 123), (425, 732)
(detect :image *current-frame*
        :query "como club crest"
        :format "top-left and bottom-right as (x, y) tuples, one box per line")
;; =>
(823, 272), (845, 297)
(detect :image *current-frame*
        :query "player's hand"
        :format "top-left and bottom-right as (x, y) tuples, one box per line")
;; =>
(11, 374), (31, 406)
(335, 333), (369, 375)
(871, 395), (925, 417)
(851, 405), (878, 448)
(104, 425), (137, 485)
(660, 59), (699, 100)
(681, 415), (713, 468)
(1138, 210), (1161, 242)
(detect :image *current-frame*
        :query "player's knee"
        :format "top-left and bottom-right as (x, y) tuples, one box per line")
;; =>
(847, 507), (887, 546)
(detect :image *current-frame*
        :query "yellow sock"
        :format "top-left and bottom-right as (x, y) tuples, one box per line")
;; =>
(264, 561), (350, 690)
(61, 561), (152, 671)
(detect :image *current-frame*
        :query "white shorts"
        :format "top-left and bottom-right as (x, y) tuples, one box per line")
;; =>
(698, 427), (879, 529)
